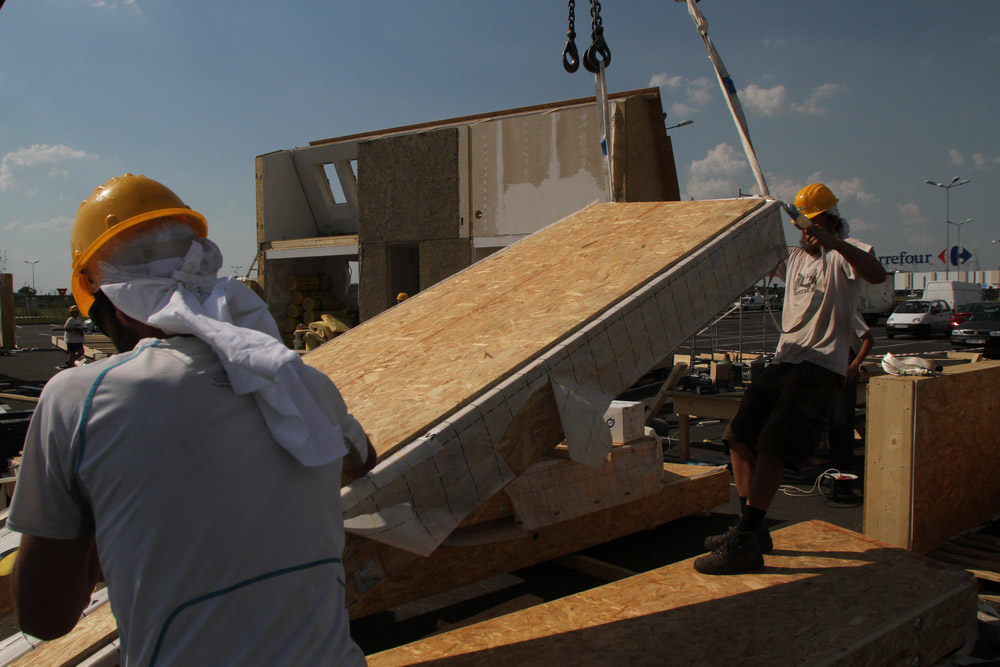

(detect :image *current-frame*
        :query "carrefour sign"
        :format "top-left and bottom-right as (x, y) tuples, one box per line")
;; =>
(876, 250), (934, 267)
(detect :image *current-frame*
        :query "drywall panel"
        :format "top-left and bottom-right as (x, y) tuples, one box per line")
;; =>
(368, 521), (976, 666)
(469, 105), (607, 239)
(307, 199), (785, 555)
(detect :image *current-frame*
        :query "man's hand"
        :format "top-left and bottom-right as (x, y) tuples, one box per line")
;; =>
(341, 438), (378, 486)
(13, 533), (99, 640)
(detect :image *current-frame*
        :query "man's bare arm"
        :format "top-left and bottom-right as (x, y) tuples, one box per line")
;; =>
(806, 224), (887, 284)
(12, 533), (99, 640)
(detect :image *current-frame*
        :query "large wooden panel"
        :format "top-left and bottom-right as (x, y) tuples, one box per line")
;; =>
(866, 361), (1000, 552)
(316, 199), (785, 555)
(368, 521), (976, 666)
(309, 199), (772, 461)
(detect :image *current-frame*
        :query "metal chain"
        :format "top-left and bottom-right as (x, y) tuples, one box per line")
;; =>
(563, 0), (580, 73)
(582, 0), (610, 72)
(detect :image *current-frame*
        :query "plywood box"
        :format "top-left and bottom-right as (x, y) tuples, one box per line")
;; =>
(865, 360), (1000, 552)
(368, 521), (976, 666)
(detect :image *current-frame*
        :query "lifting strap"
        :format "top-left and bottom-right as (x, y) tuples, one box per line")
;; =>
(680, 0), (770, 198)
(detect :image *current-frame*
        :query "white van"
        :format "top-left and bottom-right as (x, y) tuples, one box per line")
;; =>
(922, 281), (981, 311)
(886, 299), (952, 338)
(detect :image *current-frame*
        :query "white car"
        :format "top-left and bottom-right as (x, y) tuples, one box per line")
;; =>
(732, 295), (766, 311)
(885, 299), (952, 339)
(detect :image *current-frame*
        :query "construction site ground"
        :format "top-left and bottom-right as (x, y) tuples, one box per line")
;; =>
(2, 319), (998, 663)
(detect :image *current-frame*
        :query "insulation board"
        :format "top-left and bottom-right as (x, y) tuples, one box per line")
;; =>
(367, 520), (977, 666)
(307, 199), (786, 555)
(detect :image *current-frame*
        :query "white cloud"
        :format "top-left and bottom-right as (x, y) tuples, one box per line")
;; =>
(825, 176), (877, 206)
(948, 149), (965, 166)
(649, 73), (683, 89)
(897, 202), (923, 221)
(848, 217), (875, 233)
(4, 216), (73, 234)
(669, 102), (697, 117)
(85, 0), (139, 9)
(0, 144), (93, 193)
(789, 83), (843, 115)
(685, 143), (750, 199)
(687, 77), (713, 106)
(741, 84), (786, 117)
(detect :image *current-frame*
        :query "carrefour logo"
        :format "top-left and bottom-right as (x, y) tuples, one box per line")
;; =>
(876, 251), (933, 266)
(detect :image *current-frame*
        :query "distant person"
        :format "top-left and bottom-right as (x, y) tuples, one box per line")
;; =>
(9, 174), (376, 664)
(828, 312), (873, 476)
(61, 305), (85, 367)
(696, 183), (886, 575)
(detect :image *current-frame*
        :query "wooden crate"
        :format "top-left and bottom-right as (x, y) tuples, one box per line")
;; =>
(865, 360), (1000, 552)
(368, 521), (977, 666)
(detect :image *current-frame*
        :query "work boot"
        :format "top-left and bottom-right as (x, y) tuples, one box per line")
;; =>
(694, 527), (764, 575)
(703, 521), (773, 554)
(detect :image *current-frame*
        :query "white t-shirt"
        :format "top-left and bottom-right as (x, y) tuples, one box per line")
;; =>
(9, 337), (367, 666)
(773, 238), (874, 376)
(63, 316), (85, 344)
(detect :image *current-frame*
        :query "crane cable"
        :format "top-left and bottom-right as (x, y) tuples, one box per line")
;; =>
(563, 0), (615, 202)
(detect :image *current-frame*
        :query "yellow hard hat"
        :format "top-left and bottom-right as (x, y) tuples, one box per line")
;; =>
(396, 292), (410, 302)
(793, 183), (839, 219)
(68, 305), (80, 315)
(70, 174), (207, 316)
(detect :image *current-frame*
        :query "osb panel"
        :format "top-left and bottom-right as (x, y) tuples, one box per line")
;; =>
(367, 521), (976, 666)
(622, 94), (671, 202)
(419, 238), (471, 291)
(863, 376), (915, 548)
(359, 242), (388, 322)
(910, 361), (1000, 552)
(345, 463), (729, 619)
(358, 129), (459, 244)
(308, 199), (768, 461)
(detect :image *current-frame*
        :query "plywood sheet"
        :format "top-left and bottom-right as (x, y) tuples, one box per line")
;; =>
(313, 199), (784, 555)
(367, 521), (976, 666)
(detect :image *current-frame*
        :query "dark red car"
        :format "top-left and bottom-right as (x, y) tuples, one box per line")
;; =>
(949, 301), (994, 330)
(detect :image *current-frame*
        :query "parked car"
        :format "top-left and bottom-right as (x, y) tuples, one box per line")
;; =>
(949, 303), (1000, 357)
(732, 295), (766, 311)
(949, 301), (994, 330)
(885, 299), (952, 339)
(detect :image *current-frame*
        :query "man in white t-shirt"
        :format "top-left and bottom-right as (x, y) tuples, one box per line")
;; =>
(696, 183), (887, 575)
(61, 305), (86, 367)
(9, 174), (376, 664)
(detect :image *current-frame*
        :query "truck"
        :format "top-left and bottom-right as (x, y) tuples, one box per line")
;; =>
(921, 280), (981, 311)
(857, 278), (894, 325)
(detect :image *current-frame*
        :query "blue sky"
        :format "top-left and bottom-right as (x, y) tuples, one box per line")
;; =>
(2, 0), (997, 295)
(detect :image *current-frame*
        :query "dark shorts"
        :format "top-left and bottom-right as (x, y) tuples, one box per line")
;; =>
(67, 342), (84, 353)
(723, 361), (844, 469)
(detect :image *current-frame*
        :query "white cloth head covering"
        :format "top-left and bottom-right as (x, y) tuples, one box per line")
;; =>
(94, 220), (346, 467)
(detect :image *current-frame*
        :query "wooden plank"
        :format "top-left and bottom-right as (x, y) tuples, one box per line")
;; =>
(344, 463), (729, 619)
(863, 373), (916, 548)
(430, 595), (544, 638)
(12, 603), (117, 667)
(0, 393), (38, 404)
(368, 521), (977, 666)
(643, 362), (688, 426)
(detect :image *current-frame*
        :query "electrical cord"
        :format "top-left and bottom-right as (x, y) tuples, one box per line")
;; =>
(778, 468), (858, 500)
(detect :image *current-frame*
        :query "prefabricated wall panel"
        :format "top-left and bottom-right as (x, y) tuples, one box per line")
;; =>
(865, 360), (1000, 552)
(308, 199), (786, 555)
(368, 521), (976, 666)
(357, 129), (460, 244)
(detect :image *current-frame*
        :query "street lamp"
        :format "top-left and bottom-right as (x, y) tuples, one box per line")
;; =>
(24, 260), (39, 294)
(924, 176), (970, 279)
(946, 218), (973, 268)
(665, 119), (694, 131)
